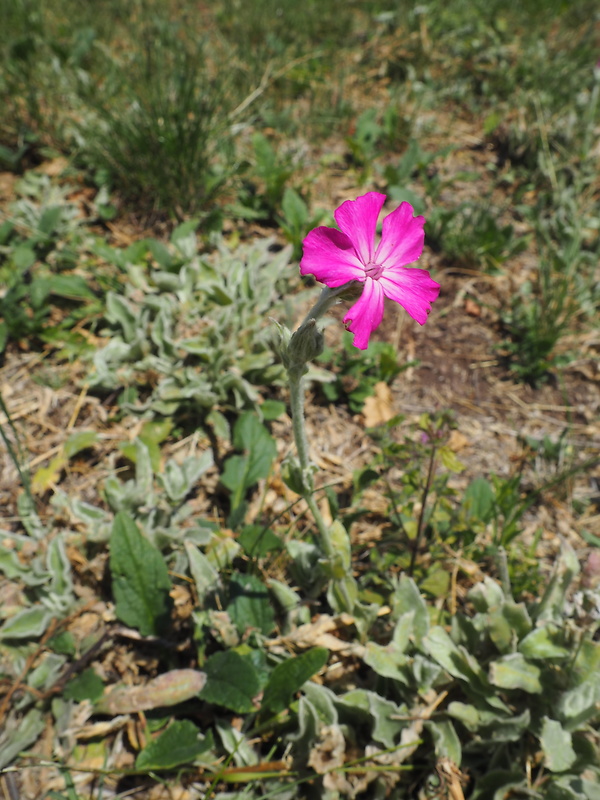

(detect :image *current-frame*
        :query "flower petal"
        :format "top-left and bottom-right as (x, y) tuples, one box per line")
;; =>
(379, 268), (440, 325)
(334, 192), (386, 264)
(300, 226), (365, 287)
(375, 202), (425, 268)
(343, 277), (384, 350)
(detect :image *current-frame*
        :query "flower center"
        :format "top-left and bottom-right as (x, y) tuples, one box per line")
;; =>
(365, 261), (385, 280)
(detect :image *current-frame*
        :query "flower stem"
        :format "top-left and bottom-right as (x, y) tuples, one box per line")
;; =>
(283, 283), (356, 556)
(287, 368), (311, 481)
(287, 367), (333, 555)
(300, 282), (353, 329)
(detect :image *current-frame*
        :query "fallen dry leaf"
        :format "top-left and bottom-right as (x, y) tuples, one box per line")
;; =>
(268, 614), (365, 657)
(95, 669), (206, 715)
(436, 756), (469, 800)
(464, 298), (482, 317)
(363, 382), (395, 427)
(448, 430), (469, 452)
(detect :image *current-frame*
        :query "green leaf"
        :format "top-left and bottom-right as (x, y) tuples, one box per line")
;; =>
(267, 579), (301, 616)
(487, 609), (513, 653)
(463, 476), (495, 522)
(519, 626), (570, 659)
(468, 575), (505, 612)
(303, 682), (338, 726)
(281, 187), (307, 230)
(215, 718), (258, 767)
(146, 239), (173, 270)
(109, 512), (173, 636)
(353, 466), (380, 494)
(140, 418), (173, 445)
(450, 701), (530, 743)
(0, 709), (45, 769)
(447, 701), (480, 731)
(535, 542), (580, 624)
(0, 219), (13, 244)
(260, 400), (285, 421)
(199, 651), (260, 713)
(135, 720), (211, 770)
(540, 717), (577, 773)
(0, 606), (53, 640)
(0, 545), (40, 583)
(337, 689), (407, 748)
(391, 575), (429, 646)
(206, 409), (231, 441)
(468, 770), (526, 800)
(48, 630), (76, 656)
(63, 431), (98, 458)
(262, 648), (328, 714)
(206, 534), (241, 570)
(363, 641), (409, 683)
(185, 542), (220, 602)
(106, 293), (138, 342)
(37, 205), (63, 236)
(328, 520), (352, 573)
(423, 626), (489, 688)
(159, 451), (213, 502)
(12, 244), (36, 271)
(46, 535), (73, 601)
(122, 419), (173, 472)
(171, 219), (199, 258)
(227, 573), (275, 637)
(420, 567), (450, 597)
(238, 525), (282, 557)
(572, 638), (600, 683)
(489, 653), (542, 693)
(221, 413), (276, 507)
(28, 652), (66, 692)
(437, 445), (465, 473)
(479, 708), (530, 743)
(503, 603), (531, 637)
(426, 718), (461, 765)
(327, 574), (358, 615)
(220, 455), (249, 509)
(64, 668), (104, 702)
(44, 274), (96, 300)
(557, 680), (600, 730)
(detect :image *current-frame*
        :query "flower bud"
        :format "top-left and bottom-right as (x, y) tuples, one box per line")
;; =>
(270, 320), (293, 368)
(287, 318), (324, 368)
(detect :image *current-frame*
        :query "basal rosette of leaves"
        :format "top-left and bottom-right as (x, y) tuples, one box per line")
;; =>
(2, 481), (599, 796)
(88, 225), (293, 422)
(108, 539), (600, 798)
(185, 541), (598, 800)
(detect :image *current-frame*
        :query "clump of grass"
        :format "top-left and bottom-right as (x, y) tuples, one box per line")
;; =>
(73, 16), (235, 219)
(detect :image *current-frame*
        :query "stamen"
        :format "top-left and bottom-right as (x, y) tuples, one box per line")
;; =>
(365, 261), (385, 280)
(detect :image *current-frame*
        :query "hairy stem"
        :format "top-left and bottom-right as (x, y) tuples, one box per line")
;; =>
(300, 282), (353, 328)
(288, 368), (333, 554)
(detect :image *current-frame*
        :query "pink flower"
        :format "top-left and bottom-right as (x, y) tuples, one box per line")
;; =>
(300, 192), (440, 349)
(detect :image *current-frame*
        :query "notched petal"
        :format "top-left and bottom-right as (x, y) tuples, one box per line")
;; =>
(343, 278), (385, 350)
(334, 192), (386, 264)
(375, 202), (425, 268)
(379, 269), (440, 325)
(300, 226), (364, 287)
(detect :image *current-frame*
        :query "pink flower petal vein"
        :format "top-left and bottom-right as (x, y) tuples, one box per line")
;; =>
(300, 192), (440, 349)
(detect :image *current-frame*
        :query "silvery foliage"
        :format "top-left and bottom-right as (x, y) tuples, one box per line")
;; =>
(204, 546), (600, 800)
(52, 438), (214, 546)
(90, 229), (292, 416)
(0, 525), (76, 768)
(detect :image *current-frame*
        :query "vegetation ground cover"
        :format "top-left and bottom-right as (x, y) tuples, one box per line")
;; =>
(0, 1), (599, 798)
